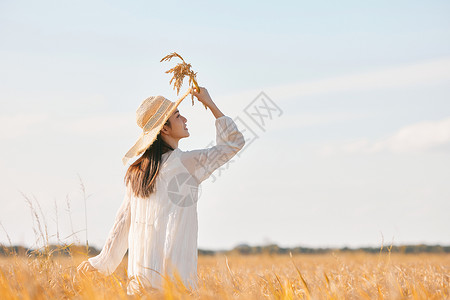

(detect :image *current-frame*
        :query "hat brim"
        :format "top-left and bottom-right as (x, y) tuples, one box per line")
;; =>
(122, 87), (192, 166)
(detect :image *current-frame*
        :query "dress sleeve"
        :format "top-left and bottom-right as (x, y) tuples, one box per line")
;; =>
(180, 115), (246, 184)
(88, 185), (132, 276)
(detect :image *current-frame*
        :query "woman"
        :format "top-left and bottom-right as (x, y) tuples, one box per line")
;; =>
(77, 87), (245, 295)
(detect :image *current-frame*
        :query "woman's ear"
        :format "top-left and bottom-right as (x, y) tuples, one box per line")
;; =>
(160, 124), (170, 135)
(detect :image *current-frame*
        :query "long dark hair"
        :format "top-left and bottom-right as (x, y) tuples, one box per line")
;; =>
(124, 120), (174, 198)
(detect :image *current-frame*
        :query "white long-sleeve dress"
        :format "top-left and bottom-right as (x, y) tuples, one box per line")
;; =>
(88, 115), (245, 295)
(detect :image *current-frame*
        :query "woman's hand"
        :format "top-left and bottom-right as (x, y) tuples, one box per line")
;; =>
(77, 260), (97, 275)
(190, 86), (225, 119)
(190, 86), (215, 108)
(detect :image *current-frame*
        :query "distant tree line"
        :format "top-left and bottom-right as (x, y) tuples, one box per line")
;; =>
(1, 243), (450, 257)
(221, 243), (450, 255)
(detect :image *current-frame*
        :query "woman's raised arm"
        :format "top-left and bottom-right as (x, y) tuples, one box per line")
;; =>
(191, 87), (224, 119)
(180, 88), (246, 184)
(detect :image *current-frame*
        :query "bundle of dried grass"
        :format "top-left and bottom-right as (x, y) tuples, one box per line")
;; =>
(160, 52), (207, 109)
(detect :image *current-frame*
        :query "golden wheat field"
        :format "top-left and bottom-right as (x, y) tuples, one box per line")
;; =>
(0, 249), (449, 300)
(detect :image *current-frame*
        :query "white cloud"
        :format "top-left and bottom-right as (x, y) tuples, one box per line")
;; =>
(318, 116), (450, 156)
(268, 56), (450, 99)
(217, 56), (450, 105)
(267, 111), (372, 131)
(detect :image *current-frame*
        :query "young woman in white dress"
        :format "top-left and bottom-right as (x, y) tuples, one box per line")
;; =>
(77, 87), (245, 295)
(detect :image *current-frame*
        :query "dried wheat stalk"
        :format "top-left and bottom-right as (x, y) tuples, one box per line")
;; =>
(160, 52), (207, 109)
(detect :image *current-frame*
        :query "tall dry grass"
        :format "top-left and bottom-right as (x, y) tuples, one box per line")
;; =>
(0, 179), (449, 299)
(0, 250), (449, 299)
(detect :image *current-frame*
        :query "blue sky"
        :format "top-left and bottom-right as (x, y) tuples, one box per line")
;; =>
(1, 0), (449, 250)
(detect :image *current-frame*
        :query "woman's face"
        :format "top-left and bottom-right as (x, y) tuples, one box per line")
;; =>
(164, 109), (189, 139)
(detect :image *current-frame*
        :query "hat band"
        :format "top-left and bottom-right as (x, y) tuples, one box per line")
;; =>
(142, 100), (172, 132)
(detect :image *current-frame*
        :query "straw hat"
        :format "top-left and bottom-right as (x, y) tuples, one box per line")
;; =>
(122, 88), (192, 166)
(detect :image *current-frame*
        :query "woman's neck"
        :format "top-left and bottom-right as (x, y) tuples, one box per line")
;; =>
(162, 135), (179, 150)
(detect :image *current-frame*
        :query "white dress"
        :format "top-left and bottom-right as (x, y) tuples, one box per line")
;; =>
(88, 115), (245, 295)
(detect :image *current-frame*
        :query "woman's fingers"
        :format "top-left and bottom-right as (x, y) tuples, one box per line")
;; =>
(77, 261), (87, 272)
(77, 261), (95, 275)
(191, 86), (201, 98)
(190, 87), (211, 110)
(77, 263), (86, 275)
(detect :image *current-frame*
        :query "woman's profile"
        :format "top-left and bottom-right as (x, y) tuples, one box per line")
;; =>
(76, 86), (245, 295)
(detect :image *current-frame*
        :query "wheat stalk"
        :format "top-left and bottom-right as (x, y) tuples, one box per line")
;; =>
(160, 52), (208, 109)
